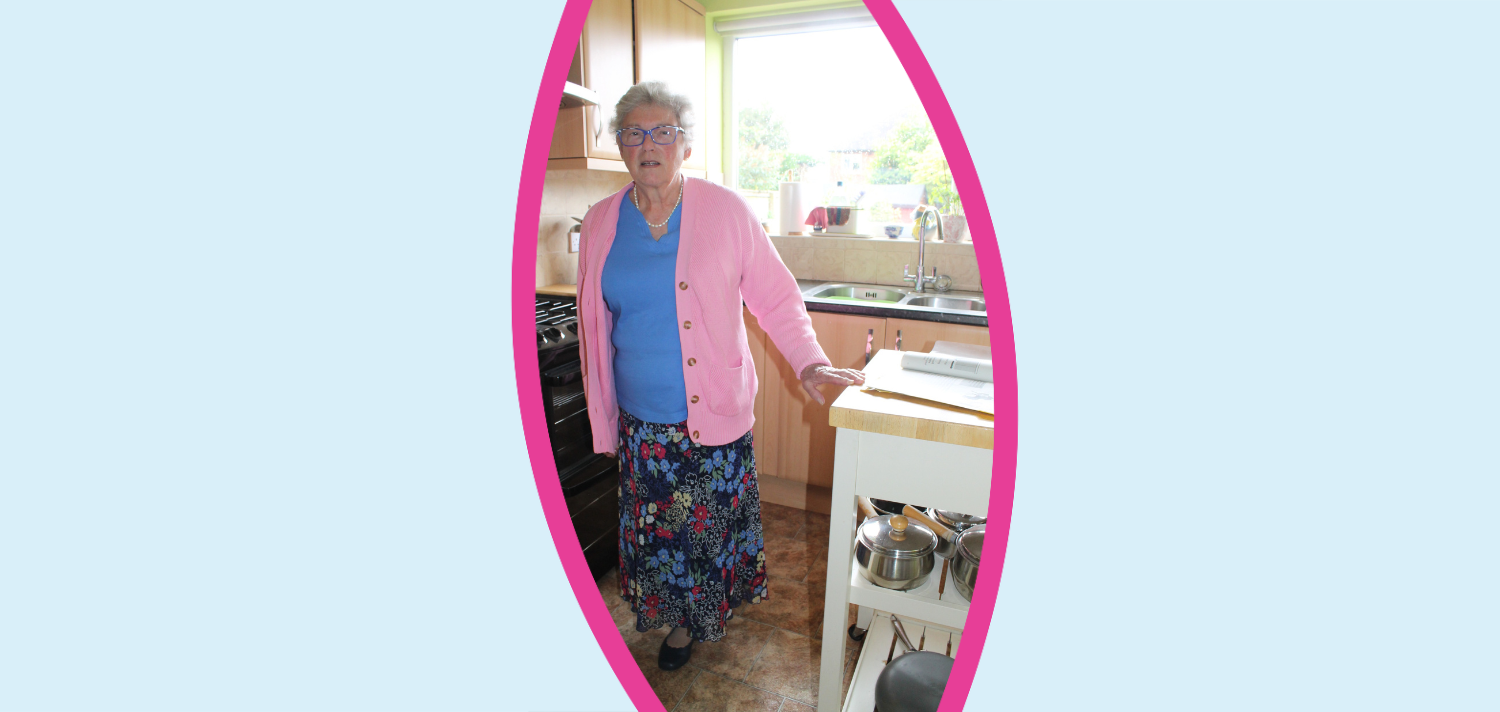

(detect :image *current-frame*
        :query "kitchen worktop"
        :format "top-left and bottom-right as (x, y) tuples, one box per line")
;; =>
(829, 349), (995, 450)
(535, 281), (988, 327)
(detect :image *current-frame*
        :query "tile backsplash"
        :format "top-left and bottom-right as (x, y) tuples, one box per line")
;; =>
(769, 235), (982, 292)
(535, 171), (982, 295)
(536, 169), (632, 289)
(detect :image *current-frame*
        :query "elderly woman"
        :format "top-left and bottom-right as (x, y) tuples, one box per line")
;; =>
(576, 81), (863, 670)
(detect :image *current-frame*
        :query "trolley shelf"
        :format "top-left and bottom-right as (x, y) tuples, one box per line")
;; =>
(845, 555), (972, 631)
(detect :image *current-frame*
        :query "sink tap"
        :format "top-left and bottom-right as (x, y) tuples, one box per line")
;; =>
(903, 206), (944, 293)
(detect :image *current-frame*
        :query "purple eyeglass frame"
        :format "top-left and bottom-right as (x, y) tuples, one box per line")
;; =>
(615, 125), (686, 147)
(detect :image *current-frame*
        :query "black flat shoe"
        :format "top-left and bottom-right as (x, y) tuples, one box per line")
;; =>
(658, 637), (694, 671)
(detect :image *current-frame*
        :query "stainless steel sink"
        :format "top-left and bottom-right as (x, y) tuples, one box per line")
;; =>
(805, 284), (907, 303)
(799, 280), (987, 317)
(900, 295), (985, 311)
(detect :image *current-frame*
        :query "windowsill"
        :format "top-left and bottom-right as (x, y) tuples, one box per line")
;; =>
(768, 233), (973, 245)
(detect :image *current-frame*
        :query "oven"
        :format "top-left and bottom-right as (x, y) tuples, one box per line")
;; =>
(536, 294), (618, 579)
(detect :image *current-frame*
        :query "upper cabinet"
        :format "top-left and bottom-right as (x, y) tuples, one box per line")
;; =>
(553, 0), (634, 165)
(550, 0), (707, 176)
(634, 0), (707, 172)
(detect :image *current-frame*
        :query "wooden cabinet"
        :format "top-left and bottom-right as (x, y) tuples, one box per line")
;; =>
(883, 318), (990, 354)
(552, 0), (634, 163)
(633, 0), (707, 172)
(550, 0), (707, 173)
(743, 308), (769, 473)
(759, 311), (886, 487)
(751, 312), (989, 492)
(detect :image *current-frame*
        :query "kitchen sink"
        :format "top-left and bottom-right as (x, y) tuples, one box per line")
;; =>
(806, 284), (906, 303)
(800, 280), (987, 317)
(900, 295), (985, 311)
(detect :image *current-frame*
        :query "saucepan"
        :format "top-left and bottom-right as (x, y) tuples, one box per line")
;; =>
(950, 525), (984, 602)
(854, 499), (937, 591)
(903, 506), (983, 601)
(868, 498), (916, 518)
(868, 499), (983, 534)
(901, 505), (956, 560)
(858, 498), (927, 527)
(928, 508), (985, 533)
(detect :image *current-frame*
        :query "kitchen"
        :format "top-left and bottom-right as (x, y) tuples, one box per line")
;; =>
(530, 1), (994, 710)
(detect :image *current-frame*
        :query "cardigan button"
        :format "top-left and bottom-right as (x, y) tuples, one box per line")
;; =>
(683, 320), (692, 329)
(687, 357), (696, 366)
(679, 281), (688, 290)
(691, 395), (699, 403)
(692, 430), (700, 440)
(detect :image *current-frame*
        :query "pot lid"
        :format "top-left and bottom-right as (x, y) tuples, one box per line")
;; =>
(956, 526), (985, 565)
(858, 515), (937, 559)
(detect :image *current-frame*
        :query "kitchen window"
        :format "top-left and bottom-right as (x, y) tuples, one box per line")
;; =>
(718, 6), (962, 237)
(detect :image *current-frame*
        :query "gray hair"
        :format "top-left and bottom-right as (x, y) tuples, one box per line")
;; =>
(610, 81), (694, 147)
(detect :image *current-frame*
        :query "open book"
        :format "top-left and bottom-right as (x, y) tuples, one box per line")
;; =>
(861, 342), (995, 415)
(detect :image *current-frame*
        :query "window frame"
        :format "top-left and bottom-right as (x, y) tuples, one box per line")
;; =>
(716, 4), (876, 192)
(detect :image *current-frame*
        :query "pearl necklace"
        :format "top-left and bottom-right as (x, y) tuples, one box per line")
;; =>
(633, 177), (683, 230)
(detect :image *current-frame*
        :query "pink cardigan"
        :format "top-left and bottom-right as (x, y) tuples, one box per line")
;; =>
(576, 178), (830, 451)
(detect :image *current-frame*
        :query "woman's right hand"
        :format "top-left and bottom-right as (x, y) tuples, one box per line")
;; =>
(799, 363), (866, 405)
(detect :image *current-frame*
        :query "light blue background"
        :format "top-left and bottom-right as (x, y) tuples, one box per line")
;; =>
(901, 1), (1497, 709)
(1, 2), (627, 710)
(1, 1), (1495, 710)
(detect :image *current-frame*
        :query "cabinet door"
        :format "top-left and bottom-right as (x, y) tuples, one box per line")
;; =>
(550, 106), (588, 159)
(634, 0), (707, 172)
(882, 319), (991, 354)
(743, 308), (770, 476)
(761, 312), (885, 487)
(581, 0), (634, 161)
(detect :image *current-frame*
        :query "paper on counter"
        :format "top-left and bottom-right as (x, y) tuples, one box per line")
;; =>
(931, 341), (991, 360)
(899, 351), (993, 383)
(863, 368), (995, 415)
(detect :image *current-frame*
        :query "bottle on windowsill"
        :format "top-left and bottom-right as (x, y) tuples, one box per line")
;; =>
(827, 180), (850, 207)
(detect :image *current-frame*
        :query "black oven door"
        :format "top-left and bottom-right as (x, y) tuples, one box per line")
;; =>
(543, 355), (619, 579)
(541, 355), (594, 468)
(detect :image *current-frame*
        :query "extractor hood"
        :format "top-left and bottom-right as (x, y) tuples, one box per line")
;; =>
(560, 81), (600, 109)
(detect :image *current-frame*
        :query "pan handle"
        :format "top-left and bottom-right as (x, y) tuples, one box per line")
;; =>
(857, 496), (878, 521)
(890, 615), (917, 654)
(903, 504), (954, 542)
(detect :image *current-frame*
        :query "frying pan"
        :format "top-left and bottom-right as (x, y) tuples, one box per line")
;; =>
(875, 615), (953, 712)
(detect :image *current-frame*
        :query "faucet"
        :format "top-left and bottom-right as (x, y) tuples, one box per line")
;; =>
(903, 206), (943, 293)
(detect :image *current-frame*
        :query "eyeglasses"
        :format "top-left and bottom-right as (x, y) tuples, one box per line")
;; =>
(616, 125), (685, 147)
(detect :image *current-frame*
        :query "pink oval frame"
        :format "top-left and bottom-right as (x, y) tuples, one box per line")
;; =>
(511, 2), (1018, 709)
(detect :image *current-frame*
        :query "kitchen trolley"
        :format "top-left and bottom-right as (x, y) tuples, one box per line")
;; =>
(817, 349), (995, 711)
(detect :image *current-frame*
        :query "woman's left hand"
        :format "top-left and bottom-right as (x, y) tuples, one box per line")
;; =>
(799, 364), (866, 406)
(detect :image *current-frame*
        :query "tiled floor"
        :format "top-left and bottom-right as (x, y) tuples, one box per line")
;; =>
(595, 501), (863, 711)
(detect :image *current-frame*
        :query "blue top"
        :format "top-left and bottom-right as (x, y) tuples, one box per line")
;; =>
(601, 192), (689, 424)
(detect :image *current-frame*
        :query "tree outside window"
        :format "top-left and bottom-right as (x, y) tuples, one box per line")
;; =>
(736, 105), (818, 192)
(870, 114), (960, 215)
(730, 27), (964, 237)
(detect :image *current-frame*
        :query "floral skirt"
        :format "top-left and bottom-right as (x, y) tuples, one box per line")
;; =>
(616, 410), (768, 642)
